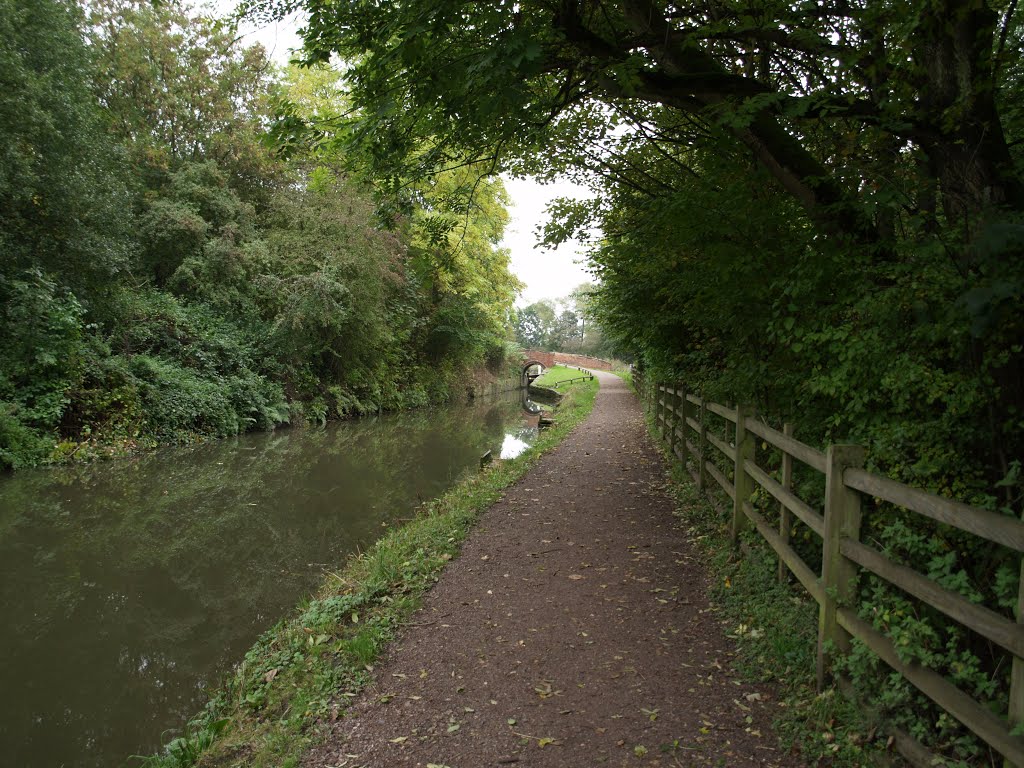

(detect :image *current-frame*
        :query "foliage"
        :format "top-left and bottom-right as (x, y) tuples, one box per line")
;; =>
(0, 269), (130, 468)
(0, 0), (134, 295)
(407, 166), (521, 368)
(0, 1), (523, 471)
(86, 0), (284, 203)
(133, 719), (230, 768)
(258, 173), (405, 407)
(513, 299), (583, 352)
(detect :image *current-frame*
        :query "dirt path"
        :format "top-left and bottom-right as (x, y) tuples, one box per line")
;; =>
(306, 371), (801, 768)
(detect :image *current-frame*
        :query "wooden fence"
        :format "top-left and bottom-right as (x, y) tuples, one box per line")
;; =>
(651, 383), (1024, 767)
(552, 374), (594, 388)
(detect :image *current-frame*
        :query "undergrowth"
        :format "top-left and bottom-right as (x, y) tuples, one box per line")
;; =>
(653, 433), (892, 766)
(131, 377), (599, 768)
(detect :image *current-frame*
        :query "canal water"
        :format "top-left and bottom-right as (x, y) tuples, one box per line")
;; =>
(0, 392), (539, 767)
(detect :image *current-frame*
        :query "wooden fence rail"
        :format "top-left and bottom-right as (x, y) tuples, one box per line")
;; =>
(552, 374), (594, 388)
(651, 383), (1024, 767)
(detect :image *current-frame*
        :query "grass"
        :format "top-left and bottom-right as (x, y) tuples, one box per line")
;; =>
(647, 414), (889, 767)
(133, 377), (600, 768)
(532, 365), (592, 388)
(606, 363), (634, 389)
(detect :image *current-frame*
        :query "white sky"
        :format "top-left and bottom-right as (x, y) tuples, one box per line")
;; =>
(499, 177), (596, 306)
(223, 3), (599, 306)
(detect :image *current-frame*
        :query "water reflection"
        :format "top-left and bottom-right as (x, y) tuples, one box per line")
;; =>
(521, 388), (544, 415)
(0, 392), (536, 768)
(500, 431), (531, 459)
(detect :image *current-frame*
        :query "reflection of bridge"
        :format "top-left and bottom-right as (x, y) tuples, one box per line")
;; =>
(520, 388), (543, 415)
(519, 349), (614, 388)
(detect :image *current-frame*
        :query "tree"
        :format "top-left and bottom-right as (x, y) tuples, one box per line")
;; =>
(514, 300), (559, 349)
(87, 0), (284, 202)
(551, 308), (582, 351)
(0, 0), (134, 295)
(0, 0), (136, 466)
(407, 165), (522, 364)
(249, 0), (1020, 247)
(514, 305), (547, 348)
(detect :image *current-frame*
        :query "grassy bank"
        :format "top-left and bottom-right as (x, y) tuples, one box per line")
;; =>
(533, 365), (592, 387)
(136, 377), (599, 768)
(647, 420), (889, 766)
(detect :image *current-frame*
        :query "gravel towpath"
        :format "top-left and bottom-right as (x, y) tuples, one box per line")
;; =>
(305, 370), (802, 768)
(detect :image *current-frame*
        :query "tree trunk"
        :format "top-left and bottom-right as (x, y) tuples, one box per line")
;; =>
(917, 0), (1024, 233)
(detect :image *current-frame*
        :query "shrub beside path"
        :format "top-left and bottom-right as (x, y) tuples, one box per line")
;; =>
(306, 370), (802, 767)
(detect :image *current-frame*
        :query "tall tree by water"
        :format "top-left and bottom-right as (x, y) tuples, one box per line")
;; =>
(0, 0), (525, 470)
(0, 0), (135, 467)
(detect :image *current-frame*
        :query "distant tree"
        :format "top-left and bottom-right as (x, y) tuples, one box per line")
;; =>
(513, 306), (545, 348)
(514, 300), (559, 350)
(550, 309), (582, 352)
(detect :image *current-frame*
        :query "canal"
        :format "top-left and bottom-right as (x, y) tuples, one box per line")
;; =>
(0, 392), (539, 767)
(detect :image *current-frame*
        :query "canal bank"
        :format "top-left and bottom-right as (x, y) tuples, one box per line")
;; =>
(302, 370), (800, 768)
(134, 379), (600, 768)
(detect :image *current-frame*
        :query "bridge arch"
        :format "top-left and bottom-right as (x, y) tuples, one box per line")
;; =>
(520, 349), (613, 373)
(521, 360), (546, 389)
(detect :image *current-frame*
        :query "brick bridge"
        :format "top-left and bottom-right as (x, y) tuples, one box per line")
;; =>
(520, 349), (614, 387)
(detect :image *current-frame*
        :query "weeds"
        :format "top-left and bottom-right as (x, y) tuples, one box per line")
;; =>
(657, 449), (890, 766)
(132, 719), (230, 768)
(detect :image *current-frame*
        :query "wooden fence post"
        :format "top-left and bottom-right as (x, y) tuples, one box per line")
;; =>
(663, 385), (671, 435)
(817, 443), (866, 691)
(778, 423), (794, 583)
(731, 405), (755, 544)
(656, 384), (665, 434)
(1008, 557), (1024, 768)
(668, 388), (681, 457)
(678, 388), (690, 470)
(697, 394), (708, 491)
